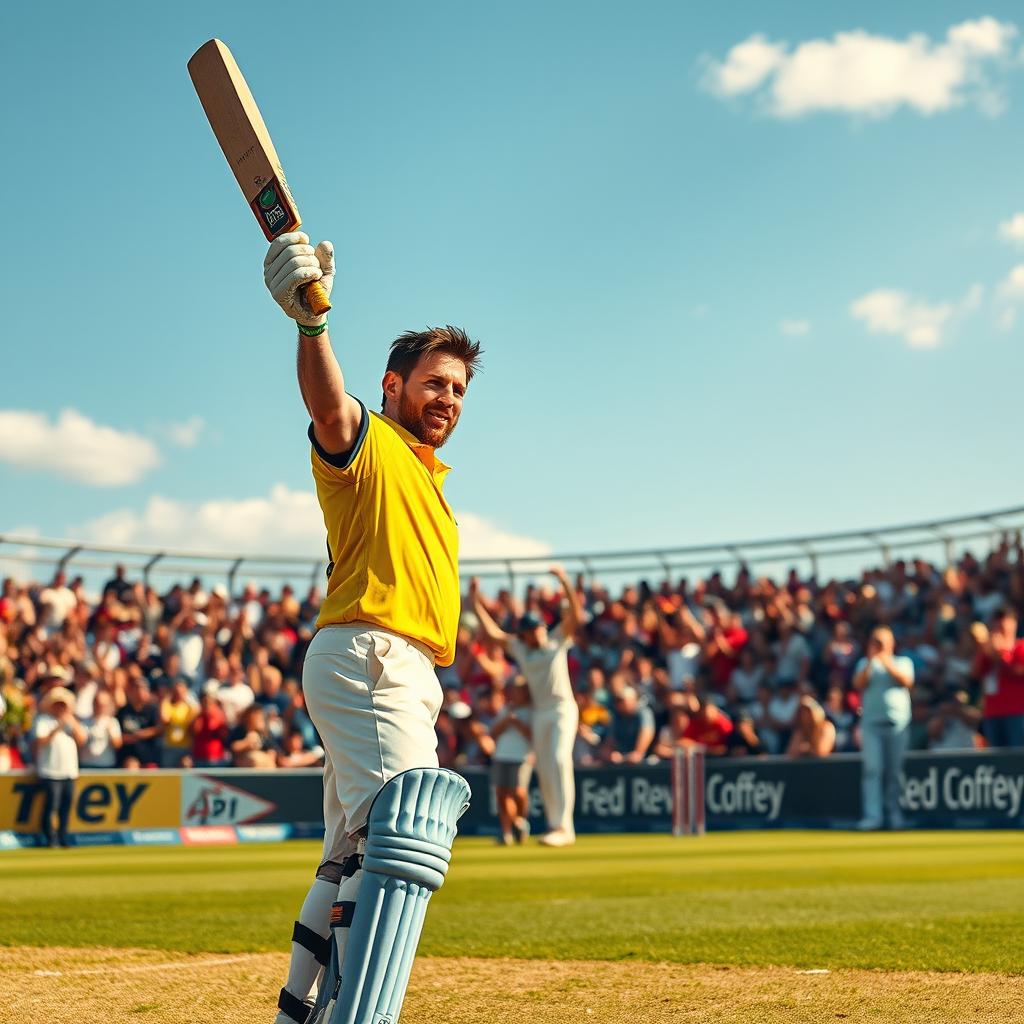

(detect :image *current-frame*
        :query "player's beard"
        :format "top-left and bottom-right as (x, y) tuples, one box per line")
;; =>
(397, 390), (458, 449)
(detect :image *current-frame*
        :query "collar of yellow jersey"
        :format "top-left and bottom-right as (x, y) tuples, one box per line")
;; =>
(375, 412), (452, 480)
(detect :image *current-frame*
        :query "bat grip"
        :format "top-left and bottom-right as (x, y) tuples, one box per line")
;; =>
(304, 280), (332, 317)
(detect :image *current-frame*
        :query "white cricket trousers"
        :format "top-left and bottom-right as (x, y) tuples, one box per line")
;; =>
(276, 624), (443, 1020)
(303, 623), (443, 865)
(532, 700), (579, 834)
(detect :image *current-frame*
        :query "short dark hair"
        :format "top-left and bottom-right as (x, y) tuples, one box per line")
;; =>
(381, 326), (483, 409)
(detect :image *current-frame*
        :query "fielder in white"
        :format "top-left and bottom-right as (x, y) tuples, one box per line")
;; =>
(263, 231), (481, 1024)
(470, 567), (582, 846)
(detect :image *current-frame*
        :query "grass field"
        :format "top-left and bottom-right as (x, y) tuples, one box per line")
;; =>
(2, 830), (1023, 1022)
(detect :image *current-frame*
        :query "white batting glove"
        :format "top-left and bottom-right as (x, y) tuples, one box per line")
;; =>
(263, 231), (335, 327)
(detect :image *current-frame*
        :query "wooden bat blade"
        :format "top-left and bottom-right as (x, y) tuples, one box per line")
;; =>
(187, 39), (330, 314)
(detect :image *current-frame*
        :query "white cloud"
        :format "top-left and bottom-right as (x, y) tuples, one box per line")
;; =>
(165, 416), (205, 448)
(707, 34), (785, 95)
(849, 289), (955, 348)
(74, 486), (325, 555)
(702, 18), (1019, 118)
(997, 306), (1018, 332)
(0, 409), (160, 486)
(779, 318), (811, 336)
(457, 512), (552, 560)
(995, 264), (1024, 331)
(999, 213), (1024, 244)
(72, 486), (550, 561)
(1000, 264), (1024, 299)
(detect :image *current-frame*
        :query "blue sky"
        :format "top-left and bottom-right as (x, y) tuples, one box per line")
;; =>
(3, 0), (1024, 573)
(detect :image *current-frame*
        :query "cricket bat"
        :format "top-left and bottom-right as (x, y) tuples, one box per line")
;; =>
(187, 38), (331, 316)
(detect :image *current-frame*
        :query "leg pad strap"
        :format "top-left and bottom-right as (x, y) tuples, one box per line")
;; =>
(279, 986), (314, 1024)
(291, 920), (330, 967)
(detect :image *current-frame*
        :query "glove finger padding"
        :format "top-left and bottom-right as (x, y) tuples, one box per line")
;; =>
(264, 231), (309, 271)
(268, 252), (321, 296)
(264, 234), (333, 327)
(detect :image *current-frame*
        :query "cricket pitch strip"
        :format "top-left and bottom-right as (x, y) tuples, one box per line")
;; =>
(2, 946), (1021, 1023)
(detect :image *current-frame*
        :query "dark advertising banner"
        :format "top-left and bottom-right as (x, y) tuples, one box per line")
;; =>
(456, 750), (1024, 835)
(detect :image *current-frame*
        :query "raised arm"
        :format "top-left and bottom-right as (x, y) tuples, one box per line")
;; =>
(296, 328), (363, 453)
(468, 578), (510, 648)
(550, 565), (583, 638)
(263, 232), (362, 454)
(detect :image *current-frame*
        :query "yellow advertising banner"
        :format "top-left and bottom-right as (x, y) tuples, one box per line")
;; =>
(0, 772), (181, 832)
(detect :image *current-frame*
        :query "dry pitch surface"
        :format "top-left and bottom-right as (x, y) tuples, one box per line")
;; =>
(4, 945), (1023, 1023)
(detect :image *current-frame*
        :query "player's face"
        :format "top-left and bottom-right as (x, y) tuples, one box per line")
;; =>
(389, 353), (467, 449)
(520, 625), (546, 649)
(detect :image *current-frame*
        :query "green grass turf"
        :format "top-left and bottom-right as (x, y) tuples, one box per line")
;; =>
(1, 831), (1022, 973)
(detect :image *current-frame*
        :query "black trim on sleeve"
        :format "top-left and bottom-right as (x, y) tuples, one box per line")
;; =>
(308, 398), (368, 470)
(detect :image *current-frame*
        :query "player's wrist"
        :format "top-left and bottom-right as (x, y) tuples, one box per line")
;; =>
(298, 317), (328, 336)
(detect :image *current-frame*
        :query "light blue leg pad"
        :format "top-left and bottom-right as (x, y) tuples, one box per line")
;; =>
(328, 767), (471, 1024)
(307, 944), (339, 1024)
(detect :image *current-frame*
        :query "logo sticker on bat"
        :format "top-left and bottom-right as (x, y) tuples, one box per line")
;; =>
(249, 176), (297, 238)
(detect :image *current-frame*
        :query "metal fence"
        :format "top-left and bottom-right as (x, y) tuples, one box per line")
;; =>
(2, 505), (1023, 591)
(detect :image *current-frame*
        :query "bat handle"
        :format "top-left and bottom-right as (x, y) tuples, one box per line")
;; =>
(304, 280), (332, 317)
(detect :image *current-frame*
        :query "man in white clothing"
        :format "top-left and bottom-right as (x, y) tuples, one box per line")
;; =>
(31, 685), (86, 847)
(471, 567), (582, 846)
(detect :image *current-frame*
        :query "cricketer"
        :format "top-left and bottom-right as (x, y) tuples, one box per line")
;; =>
(470, 567), (582, 846)
(262, 231), (482, 1024)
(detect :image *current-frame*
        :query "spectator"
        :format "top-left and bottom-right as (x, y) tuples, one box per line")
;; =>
(727, 648), (764, 710)
(786, 696), (836, 758)
(31, 686), (85, 847)
(117, 679), (162, 768)
(823, 683), (858, 753)
(80, 690), (123, 768)
(977, 608), (1024, 748)
(928, 689), (983, 751)
(488, 679), (533, 845)
(726, 712), (765, 757)
(653, 703), (690, 760)
(160, 678), (198, 768)
(853, 626), (914, 830)
(191, 684), (229, 767)
(277, 730), (325, 768)
(228, 705), (279, 767)
(217, 664), (255, 728)
(102, 564), (133, 603)
(683, 698), (734, 756)
(38, 572), (77, 631)
(574, 684), (610, 765)
(603, 686), (655, 764)
(775, 620), (810, 685)
(169, 602), (207, 685)
(764, 679), (801, 755)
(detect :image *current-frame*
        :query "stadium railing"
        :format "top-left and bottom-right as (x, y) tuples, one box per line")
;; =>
(3, 505), (1023, 589)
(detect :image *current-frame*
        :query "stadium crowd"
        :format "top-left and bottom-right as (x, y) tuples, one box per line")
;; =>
(2, 534), (1023, 779)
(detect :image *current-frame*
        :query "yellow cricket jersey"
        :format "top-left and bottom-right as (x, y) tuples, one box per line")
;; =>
(309, 401), (460, 666)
